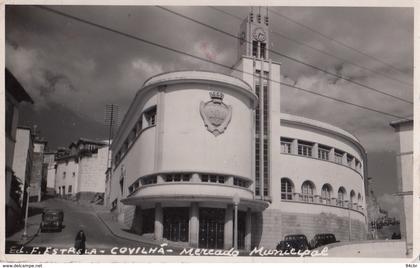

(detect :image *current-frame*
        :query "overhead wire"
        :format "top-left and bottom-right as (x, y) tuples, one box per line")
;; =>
(157, 6), (412, 105)
(208, 6), (413, 87)
(34, 5), (410, 120)
(269, 7), (413, 78)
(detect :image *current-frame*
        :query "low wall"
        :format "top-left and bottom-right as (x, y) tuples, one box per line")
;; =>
(325, 240), (406, 258)
(252, 209), (367, 248)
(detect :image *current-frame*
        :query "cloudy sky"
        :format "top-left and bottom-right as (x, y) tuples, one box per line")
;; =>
(5, 5), (413, 217)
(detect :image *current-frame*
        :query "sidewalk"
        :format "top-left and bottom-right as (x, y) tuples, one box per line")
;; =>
(94, 210), (188, 250)
(6, 208), (42, 246)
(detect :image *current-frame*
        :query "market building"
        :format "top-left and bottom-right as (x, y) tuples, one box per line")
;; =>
(105, 11), (368, 249)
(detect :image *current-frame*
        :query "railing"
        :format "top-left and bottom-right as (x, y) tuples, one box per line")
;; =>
(126, 173), (252, 197)
(281, 193), (365, 213)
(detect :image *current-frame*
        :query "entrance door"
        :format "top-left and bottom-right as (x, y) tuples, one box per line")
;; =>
(199, 208), (225, 249)
(163, 207), (189, 242)
(237, 211), (246, 250)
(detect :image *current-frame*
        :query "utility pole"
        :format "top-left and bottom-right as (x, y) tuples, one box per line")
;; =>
(21, 186), (31, 242)
(104, 104), (119, 168)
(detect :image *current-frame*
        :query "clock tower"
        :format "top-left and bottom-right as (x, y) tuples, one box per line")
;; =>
(232, 8), (281, 204)
(237, 8), (269, 60)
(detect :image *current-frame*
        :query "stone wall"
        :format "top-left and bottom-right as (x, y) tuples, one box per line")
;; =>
(281, 212), (366, 243)
(252, 209), (367, 249)
(122, 205), (142, 235)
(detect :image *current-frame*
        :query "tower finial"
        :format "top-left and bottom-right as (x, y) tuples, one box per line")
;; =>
(265, 6), (269, 26)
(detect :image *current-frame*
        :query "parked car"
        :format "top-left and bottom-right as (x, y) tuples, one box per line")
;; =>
(276, 234), (310, 251)
(310, 233), (339, 249)
(40, 208), (64, 232)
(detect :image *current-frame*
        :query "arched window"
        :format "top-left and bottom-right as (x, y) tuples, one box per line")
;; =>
(301, 181), (315, 203)
(321, 184), (333, 205)
(337, 187), (346, 207)
(281, 178), (294, 200)
(350, 190), (356, 208)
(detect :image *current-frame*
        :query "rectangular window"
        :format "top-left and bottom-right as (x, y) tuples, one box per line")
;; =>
(252, 41), (258, 57)
(260, 43), (266, 59)
(233, 178), (248, 188)
(115, 151), (121, 165)
(298, 141), (313, 157)
(318, 145), (330, 160)
(263, 85), (268, 133)
(136, 117), (143, 135)
(68, 185), (72, 193)
(145, 106), (157, 127)
(165, 173), (190, 182)
(255, 138), (260, 196)
(63, 172), (66, 179)
(128, 128), (136, 147)
(281, 138), (293, 154)
(142, 176), (157, 185)
(263, 139), (269, 196)
(122, 141), (129, 156)
(355, 159), (361, 171)
(335, 150), (344, 164)
(255, 85), (260, 134)
(347, 154), (354, 166)
(201, 174), (225, 184)
(129, 180), (140, 194)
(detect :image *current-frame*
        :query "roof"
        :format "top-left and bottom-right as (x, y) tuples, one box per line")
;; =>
(143, 70), (253, 92)
(5, 68), (34, 104)
(390, 117), (413, 128)
(281, 113), (361, 143)
(69, 138), (107, 148)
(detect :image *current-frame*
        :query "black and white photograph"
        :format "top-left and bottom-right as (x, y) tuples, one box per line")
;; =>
(3, 1), (417, 263)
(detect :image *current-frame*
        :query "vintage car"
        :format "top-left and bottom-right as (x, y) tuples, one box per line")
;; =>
(40, 208), (64, 232)
(310, 233), (339, 249)
(276, 234), (310, 251)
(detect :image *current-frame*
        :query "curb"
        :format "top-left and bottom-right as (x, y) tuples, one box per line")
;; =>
(94, 211), (186, 250)
(21, 225), (41, 246)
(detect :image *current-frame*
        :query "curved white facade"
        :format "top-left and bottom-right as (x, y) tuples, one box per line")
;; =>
(106, 12), (368, 250)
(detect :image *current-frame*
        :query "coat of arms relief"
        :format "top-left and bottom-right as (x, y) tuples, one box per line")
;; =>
(200, 91), (232, 136)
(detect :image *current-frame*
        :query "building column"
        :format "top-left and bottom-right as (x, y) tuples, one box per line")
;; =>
(312, 143), (318, 158)
(133, 206), (143, 235)
(191, 173), (201, 183)
(157, 175), (164, 184)
(245, 207), (252, 251)
(189, 202), (199, 247)
(154, 203), (163, 241)
(224, 204), (233, 249)
(226, 176), (234, 186)
(291, 139), (298, 154)
(329, 148), (335, 162)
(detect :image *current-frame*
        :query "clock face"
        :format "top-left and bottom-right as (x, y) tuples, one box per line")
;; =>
(253, 28), (266, 42)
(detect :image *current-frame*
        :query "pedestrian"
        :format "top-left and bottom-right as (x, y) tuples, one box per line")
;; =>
(74, 230), (86, 254)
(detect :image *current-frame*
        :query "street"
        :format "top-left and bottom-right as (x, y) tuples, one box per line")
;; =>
(5, 197), (173, 255)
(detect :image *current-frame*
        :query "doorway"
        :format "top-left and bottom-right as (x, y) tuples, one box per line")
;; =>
(199, 208), (225, 249)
